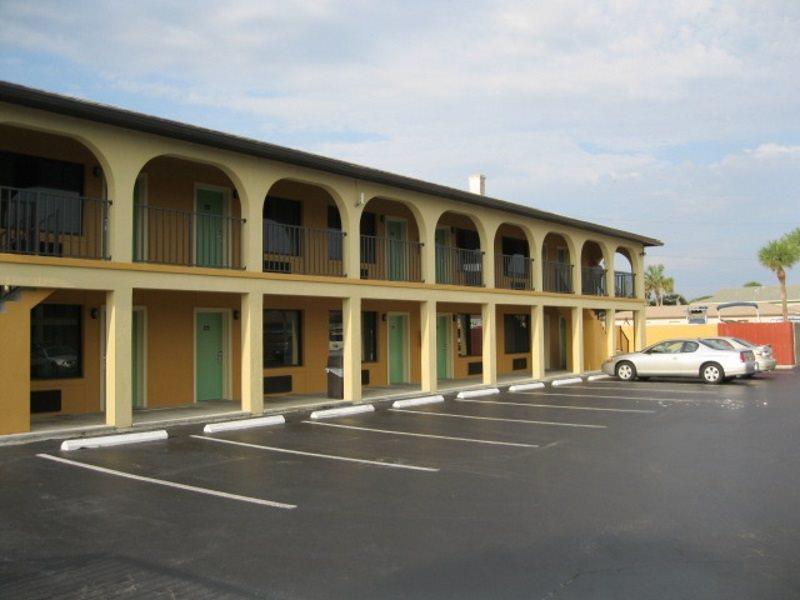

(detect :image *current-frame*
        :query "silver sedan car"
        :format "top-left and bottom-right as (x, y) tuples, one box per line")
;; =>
(601, 338), (756, 384)
(702, 336), (777, 374)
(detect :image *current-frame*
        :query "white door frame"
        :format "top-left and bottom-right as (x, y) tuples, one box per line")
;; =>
(386, 311), (411, 384)
(193, 308), (233, 403)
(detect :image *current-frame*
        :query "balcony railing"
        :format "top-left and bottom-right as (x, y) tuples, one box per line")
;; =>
(435, 245), (483, 286)
(542, 261), (573, 293)
(581, 266), (607, 296)
(615, 271), (636, 298)
(263, 221), (344, 276)
(0, 186), (110, 259)
(360, 235), (422, 282)
(495, 253), (534, 290)
(133, 204), (243, 269)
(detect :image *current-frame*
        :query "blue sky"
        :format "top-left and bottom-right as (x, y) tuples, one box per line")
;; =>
(2, 0), (799, 299)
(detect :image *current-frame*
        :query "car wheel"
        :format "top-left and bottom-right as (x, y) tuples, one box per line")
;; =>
(615, 361), (636, 381)
(701, 362), (724, 384)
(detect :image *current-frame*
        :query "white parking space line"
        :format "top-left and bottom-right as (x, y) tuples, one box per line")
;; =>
(518, 392), (683, 403)
(37, 453), (296, 510)
(388, 408), (607, 429)
(586, 383), (720, 395)
(303, 420), (539, 448)
(191, 435), (438, 472)
(454, 398), (655, 414)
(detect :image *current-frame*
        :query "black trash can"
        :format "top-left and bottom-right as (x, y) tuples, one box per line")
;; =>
(326, 350), (344, 399)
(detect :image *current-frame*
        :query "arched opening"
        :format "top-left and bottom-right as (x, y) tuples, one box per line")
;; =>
(580, 240), (608, 296)
(133, 155), (244, 269)
(263, 180), (344, 276)
(494, 223), (533, 290)
(0, 124), (110, 260)
(359, 197), (422, 282)
(541, 233), (573, 293)
(614, 247), (636, 297)
(435, 211), (483, 286)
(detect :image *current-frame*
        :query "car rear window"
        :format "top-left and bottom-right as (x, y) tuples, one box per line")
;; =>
(701, 339), (734, 351)
(733, 338), (754, 348)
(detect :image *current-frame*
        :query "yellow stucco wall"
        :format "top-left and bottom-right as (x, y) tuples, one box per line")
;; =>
(582, 310), (608, 371)
(0, 288), (52, 434)
(619, 323), (718, 347)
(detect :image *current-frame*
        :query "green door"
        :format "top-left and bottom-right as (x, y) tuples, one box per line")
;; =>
(196, 312), (224, 401)
(131, 310), (144, 408)
(388, 314), (407, 385)
(196, 188), (224, 267)
(435, 228), (447, 283)
(436, 315), (449, 379)
(387, 220), (406, 281)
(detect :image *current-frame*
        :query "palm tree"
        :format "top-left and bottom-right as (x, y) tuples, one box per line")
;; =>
(644, 264), (673, 306)
(758, 236), (799, 321)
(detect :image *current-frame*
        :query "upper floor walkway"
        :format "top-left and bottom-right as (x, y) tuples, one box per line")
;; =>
(0, 81), (660, 300)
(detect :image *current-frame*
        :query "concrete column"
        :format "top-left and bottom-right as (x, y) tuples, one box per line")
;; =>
(422, 225), (437, 284)
(343, 295), (362, 402)
(532, 239), (544, 292)
(239, 180), (266, 273)
(570, 307), (584, 375)
(106, 167), (140, 263)
(482, 249), (494, 289)
(105, 286), (133, 428)
(605, 251), (616, 298)
(605, 308), (617, 358)
(343, 203), (361, 280)
(420, 300), (438, 393)
(241, 292), (264, 414)
(634, 309), (647, 350)
(573, 263), (582, 296)
(481, 302), (497, 385)
(531, 304), (545, 379)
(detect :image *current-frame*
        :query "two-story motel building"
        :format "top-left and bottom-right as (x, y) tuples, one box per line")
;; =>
(0, 82), (660, 437)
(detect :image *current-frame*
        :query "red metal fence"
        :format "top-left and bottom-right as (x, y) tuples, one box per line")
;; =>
(718, 322), (796, 366)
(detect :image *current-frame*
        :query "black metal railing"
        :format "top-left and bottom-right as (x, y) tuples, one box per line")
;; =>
(263, 221), (344, 276)
(360, 235), (422, 282)
(435, 245), (483, 286)
(581, 266), (607, 296)
(615, 271), (635, 298)
(542, 260), (573, 293)
(0, 186), (110, 259)
(133, 204), (244, 269)
(495, 253), (534, 290)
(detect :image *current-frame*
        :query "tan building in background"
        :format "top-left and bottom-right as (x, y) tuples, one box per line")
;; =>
(0, 81), (660, 436)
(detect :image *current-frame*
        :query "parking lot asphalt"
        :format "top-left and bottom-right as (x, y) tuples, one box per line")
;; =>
(2, 371), (800, 599)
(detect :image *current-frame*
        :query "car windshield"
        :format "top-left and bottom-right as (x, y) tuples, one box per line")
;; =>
(701, 339), (734, 351)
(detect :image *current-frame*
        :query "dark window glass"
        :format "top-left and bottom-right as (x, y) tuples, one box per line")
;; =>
(0, 151), (86, 235)
(457, 314), (482, 357)
(264, 309), (302, 367)
(362, 312), (378, 362)
(456, 228), (480, 250)
(328, 310), (378, 362)
(504, 314), (530, 354)
(30, 304), (82, 379)
(327, 205), (343, 260)
(263, 197), (302, 256)
(360, 212), (377, 264)
(501, 236), (528, 256)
